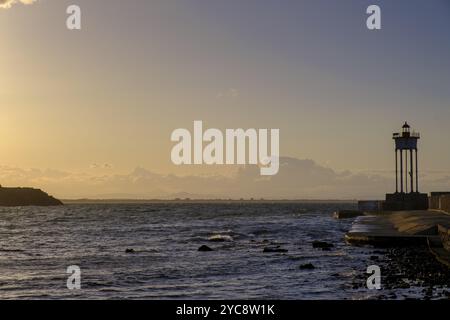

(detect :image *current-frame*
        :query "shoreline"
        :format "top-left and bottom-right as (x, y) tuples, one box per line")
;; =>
(342, 209), (450, 298)
(351, 246), (450, 299)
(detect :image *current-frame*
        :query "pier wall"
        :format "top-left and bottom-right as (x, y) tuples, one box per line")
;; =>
(429, 192), (450, 214)
(383, 193), (428, 211)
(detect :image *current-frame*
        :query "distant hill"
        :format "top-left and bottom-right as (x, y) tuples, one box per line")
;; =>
(0, 187), (63, 207)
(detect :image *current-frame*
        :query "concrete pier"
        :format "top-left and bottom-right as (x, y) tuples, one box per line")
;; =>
(345, 210), (450, 267)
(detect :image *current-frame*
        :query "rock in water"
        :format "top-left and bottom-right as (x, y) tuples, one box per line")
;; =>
(312, 241), (334, 249)
(333, 210), (363, 219)
(263, 247), (288, 253)
(198, 245), (213, 252)
(125, 248), (135, 253)
(299, 263), (315, 270)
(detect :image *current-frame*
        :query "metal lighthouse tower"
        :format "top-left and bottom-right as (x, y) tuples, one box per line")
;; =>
(384, 122), (428, 211)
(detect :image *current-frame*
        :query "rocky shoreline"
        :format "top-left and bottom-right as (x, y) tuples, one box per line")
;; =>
(352, 246), (450, 299)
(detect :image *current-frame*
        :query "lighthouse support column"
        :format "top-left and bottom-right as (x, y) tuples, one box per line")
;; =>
(400, 149), (403, 193)
(415, 148), (419, 192)
(410, 149), (414, 193)
(405, 150), (408, 193)
(395, 149), (398, 193)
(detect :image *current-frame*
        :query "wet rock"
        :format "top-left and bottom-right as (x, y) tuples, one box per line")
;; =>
(299, 263), (315, 270)
(198, 245), (213, 252)
(333, 210), (363, 219)
(312, 241), (334, 249)
(125, 248), (135, 254)
(208, 238), (226, 242)
(367, 246), (450, 299)
(263, 246), (288, 253)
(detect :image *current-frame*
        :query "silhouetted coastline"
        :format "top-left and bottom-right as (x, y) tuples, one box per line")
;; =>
(0, 187), (62, 207)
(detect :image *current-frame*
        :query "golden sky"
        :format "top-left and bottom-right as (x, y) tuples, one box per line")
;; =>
(1, 0), (450, 198)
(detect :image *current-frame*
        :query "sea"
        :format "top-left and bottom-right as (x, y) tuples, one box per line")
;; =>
(0, 202), (437, 299)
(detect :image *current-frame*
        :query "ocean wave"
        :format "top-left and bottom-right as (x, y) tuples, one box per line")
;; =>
(207, 234), (234, 242)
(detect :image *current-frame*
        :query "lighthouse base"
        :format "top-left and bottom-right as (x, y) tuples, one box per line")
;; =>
(383, 192), (428, 211)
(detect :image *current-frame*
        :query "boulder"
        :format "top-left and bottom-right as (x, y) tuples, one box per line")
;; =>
(333, 210), (364, 219)
(263, 246), (288, 253)
(312, 241), (334, 249)
(299, 263), (315, 270)
(198, 245), (213, 252)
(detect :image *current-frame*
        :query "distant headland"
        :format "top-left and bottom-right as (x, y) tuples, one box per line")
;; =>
(0, 186), (63, 207)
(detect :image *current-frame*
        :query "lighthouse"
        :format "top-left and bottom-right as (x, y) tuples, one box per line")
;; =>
(393, 122), (420, 194)
(384, 122), (428, 211)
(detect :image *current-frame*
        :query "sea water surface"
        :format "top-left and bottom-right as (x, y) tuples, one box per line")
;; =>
(0, 202), (416, 299)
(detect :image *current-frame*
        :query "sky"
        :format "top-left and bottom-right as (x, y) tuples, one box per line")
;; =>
(1, 0), (450, 199)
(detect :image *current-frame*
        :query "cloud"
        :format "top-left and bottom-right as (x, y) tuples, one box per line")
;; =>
(0, 0), (37, 9)
(1, 157), (449, 200)
(90, 163), (114, 170)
